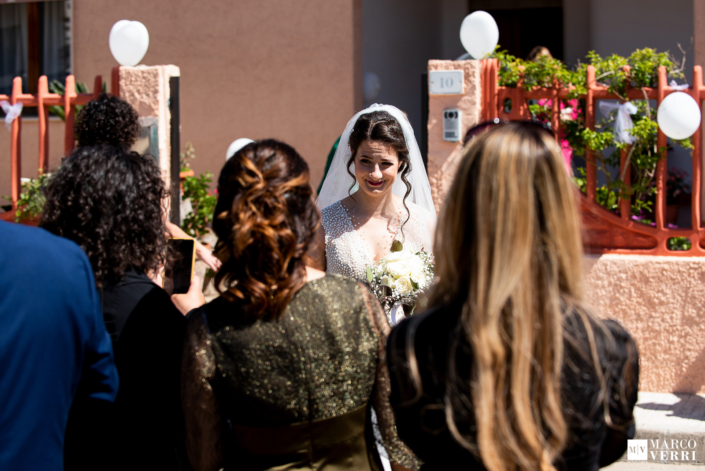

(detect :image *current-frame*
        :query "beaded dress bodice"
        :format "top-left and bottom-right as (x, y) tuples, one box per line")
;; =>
(321, 201), (429, 280)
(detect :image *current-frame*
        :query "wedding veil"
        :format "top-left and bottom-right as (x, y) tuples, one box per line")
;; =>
(316, 104), (437, 248)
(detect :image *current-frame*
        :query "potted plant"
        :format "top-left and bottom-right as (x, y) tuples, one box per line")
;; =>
(2, 173), (50, 226)
(179, 143), (217, 241)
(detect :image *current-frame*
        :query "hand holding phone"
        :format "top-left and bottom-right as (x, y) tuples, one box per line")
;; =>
(171, 275), (205, 315)
(164, 238), (196, 295)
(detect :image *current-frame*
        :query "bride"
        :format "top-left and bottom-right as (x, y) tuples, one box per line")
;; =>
(314, 104), (436, 283)
(315, 104), (433, 471)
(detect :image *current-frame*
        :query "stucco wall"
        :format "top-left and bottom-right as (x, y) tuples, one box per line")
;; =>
(588, 0), (693, 69)
(426, 60), (482, 213)
(71, 0), (361, 191)
(584, 254), (705, 394)
(119, 65), (180, 190)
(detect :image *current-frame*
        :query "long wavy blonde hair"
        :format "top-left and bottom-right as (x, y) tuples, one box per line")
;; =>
(428, 122), (586, 471)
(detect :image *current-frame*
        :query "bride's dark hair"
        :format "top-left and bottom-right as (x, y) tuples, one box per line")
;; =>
(213, 139), (320, 320)
(346, 110), (412, 232)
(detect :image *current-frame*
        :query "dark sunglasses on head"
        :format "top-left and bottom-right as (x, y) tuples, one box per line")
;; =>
(462, 119), (555, 146)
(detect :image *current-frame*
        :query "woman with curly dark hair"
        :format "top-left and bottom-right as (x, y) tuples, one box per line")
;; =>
(75, 93), (141, 148)
(75, 93), (222, 272)
(178, 139), (420, 471)
(41, 145), (197, 471)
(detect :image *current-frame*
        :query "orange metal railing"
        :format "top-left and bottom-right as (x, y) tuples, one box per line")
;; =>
(1, 67), (191, 226)
(1, 74), (101, 213)
(0, 68), (125, 222)
(481, 59), (705, 256)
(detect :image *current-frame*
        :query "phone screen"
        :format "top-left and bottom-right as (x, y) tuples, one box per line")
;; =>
(165, 239), (195, 295)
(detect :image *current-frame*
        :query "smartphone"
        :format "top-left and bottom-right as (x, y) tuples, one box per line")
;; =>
(165, 238), (196, 295)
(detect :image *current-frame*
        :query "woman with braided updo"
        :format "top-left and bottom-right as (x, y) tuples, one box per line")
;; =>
(179, 139), (419, 471)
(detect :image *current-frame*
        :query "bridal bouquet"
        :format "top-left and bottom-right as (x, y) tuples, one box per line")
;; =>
(366, 243), (434, 325)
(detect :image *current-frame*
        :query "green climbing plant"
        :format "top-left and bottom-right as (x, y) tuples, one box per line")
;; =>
(180, 143), (217, 239)
(493, 47), (690, 221)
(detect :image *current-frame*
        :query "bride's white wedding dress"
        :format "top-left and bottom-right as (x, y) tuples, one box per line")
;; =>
(316, 104), (434, 471)
(321, 200), (433, 281)
(321, 201), (434, 471)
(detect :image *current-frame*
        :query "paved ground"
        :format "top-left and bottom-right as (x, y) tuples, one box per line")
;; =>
(635, 392), (705, 434)
(614, 392), (705, 467)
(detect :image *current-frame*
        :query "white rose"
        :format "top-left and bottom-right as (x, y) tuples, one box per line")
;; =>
(410, 269), (427, 287)
(380, 275), (394, 287)
(385, 251), (413, 276)
(386, 260), (410, 278)
(406, 256), (425, 273)
(394, 276), (414, 295)
(387, 251), (427, 278)
(382, 250), (410, 264)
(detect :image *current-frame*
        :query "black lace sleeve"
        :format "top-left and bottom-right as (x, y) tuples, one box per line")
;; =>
(358, 282), (422, 470)
(598, 319), (640, 467)
(181, 309), (223, 471)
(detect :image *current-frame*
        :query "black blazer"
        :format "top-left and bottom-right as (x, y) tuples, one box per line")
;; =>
(65, 269), (188, 471)
(387, 304), (639, 471)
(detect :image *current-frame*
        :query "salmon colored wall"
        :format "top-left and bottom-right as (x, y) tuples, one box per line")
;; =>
(72, 0), (362, 191)
(584, 254), (705, 394)
(426, 60), (482, 212)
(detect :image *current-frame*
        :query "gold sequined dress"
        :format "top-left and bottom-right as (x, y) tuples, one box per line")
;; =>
(182, 274), (420, 471)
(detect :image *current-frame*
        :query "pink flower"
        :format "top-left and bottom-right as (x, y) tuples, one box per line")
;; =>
(560, 138), (572, 169)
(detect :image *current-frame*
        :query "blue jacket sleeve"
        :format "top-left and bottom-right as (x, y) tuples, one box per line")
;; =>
(80, 254), (119, 403)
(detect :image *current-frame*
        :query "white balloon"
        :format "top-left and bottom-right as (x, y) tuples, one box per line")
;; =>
(226, 138), (255, 160)
(657, 92), (702, 140)
(363, 72), (381, 102)
(109, 20), (149, 67)
(459, 11), (499, 60)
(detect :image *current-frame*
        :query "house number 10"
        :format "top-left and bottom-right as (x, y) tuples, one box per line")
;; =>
(429, 70), (464, 95)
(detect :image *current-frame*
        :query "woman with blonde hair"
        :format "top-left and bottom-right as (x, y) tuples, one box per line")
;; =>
(387, 122), (639, 471)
